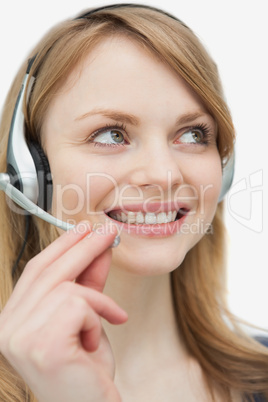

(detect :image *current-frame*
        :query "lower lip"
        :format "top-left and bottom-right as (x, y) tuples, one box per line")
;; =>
(105, 214), (188, 238)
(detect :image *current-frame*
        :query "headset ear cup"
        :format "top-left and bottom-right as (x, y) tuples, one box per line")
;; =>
(218, 152), (235, 202)
(28, 142), (53, 211)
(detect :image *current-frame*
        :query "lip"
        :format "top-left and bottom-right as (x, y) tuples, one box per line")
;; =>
(104, 202), (190, 238)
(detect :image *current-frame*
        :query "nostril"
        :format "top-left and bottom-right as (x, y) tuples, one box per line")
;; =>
(141, 184), (160, 190)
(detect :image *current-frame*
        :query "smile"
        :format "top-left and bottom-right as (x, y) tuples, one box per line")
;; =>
(107, 208), (188, 225)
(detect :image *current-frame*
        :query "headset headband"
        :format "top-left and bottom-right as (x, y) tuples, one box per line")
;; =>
(76, 3), (182, 23)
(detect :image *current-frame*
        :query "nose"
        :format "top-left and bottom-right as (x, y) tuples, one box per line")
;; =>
(127, 140), (183, 192)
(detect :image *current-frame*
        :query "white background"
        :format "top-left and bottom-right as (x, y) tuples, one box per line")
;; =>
(0, 0), (267, 334)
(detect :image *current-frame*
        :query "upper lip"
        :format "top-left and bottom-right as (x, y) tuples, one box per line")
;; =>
(105, 202), (190, 215)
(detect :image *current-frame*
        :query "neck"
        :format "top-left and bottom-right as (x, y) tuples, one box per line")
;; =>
(103, 267), (187, 380)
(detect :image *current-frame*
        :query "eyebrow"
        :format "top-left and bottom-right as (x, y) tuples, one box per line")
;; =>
(175, 111), (213, 126)
(76, 108), (212, 126)
(75, 108), (140, 126)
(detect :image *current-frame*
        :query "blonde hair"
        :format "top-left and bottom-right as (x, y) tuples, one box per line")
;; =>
(0, 5), (267, 401)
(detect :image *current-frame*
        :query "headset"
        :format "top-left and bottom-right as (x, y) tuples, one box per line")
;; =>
(0, 3), (234, 235)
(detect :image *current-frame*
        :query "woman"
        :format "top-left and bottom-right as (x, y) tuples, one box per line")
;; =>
(0, 4), (267, 401)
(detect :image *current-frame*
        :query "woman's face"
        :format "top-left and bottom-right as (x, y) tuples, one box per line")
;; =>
(43, 35), (222, 275)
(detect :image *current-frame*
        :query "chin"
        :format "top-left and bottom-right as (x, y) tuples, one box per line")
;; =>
(110, 237), (192, 277)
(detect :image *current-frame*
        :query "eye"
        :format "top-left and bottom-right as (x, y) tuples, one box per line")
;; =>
(89, 124), (128, 146)
(94, 129), (124, 145)
(177, 124), (212, 145)
(180, 128), (204, 144)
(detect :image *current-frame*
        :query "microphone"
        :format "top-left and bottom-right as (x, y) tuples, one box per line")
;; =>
(0, 173), (120, 247)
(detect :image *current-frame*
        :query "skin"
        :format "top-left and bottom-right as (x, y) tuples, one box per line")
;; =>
(0, 35), (226, 401)
(43, 35), (222, 276)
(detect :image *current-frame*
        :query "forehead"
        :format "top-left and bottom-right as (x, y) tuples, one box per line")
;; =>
(44, 35), (207, 124)
(65, 35), (172, 90)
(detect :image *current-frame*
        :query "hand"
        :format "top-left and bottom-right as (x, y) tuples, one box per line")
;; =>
(0, 222), (127, 402)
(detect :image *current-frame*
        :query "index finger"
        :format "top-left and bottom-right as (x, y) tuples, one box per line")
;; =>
(11, 222), (116, 306)
(12, 221), (92, 295)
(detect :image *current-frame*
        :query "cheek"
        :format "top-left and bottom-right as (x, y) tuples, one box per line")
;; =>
(50, 162), (121, 219)
(196, 156), (222, 219)
(181, 151), (222, 216)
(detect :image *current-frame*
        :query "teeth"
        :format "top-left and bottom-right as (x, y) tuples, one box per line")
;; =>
(121, 212), (127, 223)
(145, 213), (157, 224)
(109, 210), (181, 225)
(127, 211), (136, 224)
(136, 212), (144, 224)
(157, 212), (167, 224)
